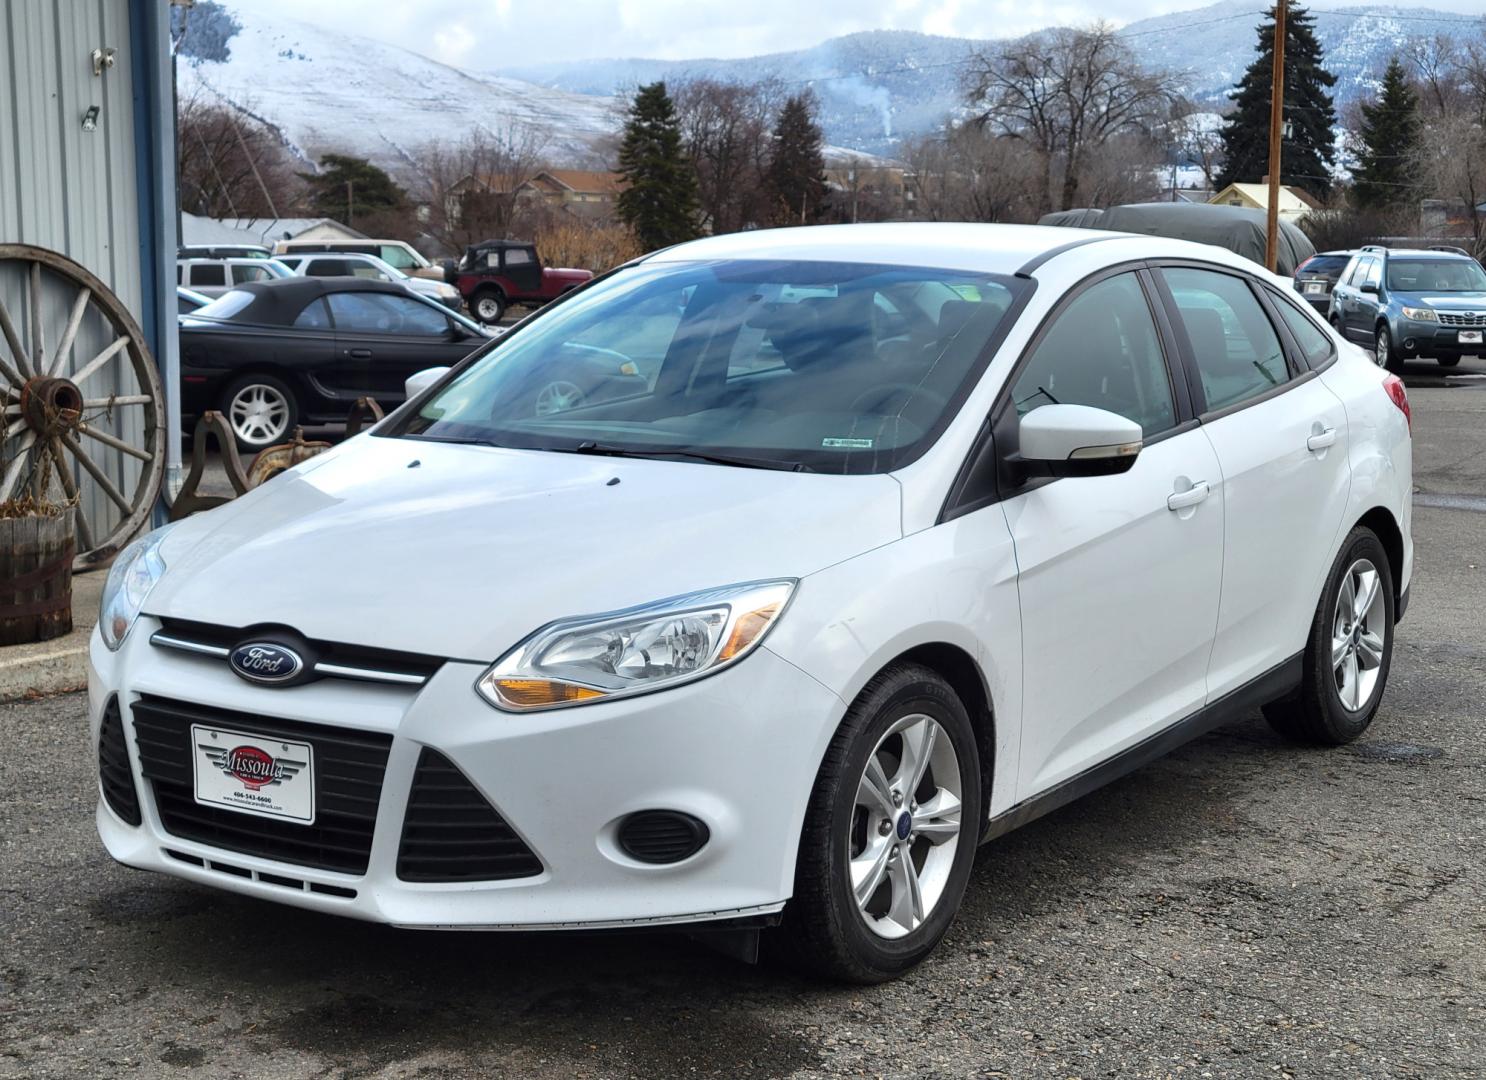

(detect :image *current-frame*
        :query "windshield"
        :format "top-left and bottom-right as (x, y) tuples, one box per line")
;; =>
(192, 290), (255, 320)
(1387, 258), (1486, 292)
(391, 259), (1026, 473)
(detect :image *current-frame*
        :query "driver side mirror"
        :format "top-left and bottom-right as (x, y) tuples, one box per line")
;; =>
(1360, 282), (1379, 294)
(1014, 404), (1142, 479)
(405, 366), (451, 400)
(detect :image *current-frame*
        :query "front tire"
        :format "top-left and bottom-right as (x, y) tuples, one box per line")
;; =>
(1376, 324), (1403, 373)
(1263, 526), (1395, 745)
(781, 663), (982, 983)
(222, 373), (297, 451)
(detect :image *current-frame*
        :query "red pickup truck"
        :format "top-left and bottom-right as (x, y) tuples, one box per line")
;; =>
(452, 239), (593, 325)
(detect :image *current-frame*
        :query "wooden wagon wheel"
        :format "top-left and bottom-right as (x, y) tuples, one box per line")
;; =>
(0, 244), (166, 572)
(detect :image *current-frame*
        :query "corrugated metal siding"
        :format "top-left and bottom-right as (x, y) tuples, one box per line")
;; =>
(0, 0), (148, 545)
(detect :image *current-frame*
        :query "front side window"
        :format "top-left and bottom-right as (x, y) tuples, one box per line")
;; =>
(1163, 267), (1290, 412)
(232, 264), (275, 284)
(327, 292), (450, 335)
(1363, 258), (1383, 289)
(380, 245), (417, 269)
(1010, 273), (1176, 437)
(294, 297), (332, 329)
(1386, 258), (1486, 292)
(394, 259), (1026, 474)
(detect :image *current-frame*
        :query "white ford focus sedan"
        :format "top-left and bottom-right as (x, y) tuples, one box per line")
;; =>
(92, 224), (1413, 982)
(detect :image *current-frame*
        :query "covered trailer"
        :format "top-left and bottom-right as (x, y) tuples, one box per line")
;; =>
(1038, 202), (1316, 276)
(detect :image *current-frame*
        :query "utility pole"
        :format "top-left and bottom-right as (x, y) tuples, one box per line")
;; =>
(1265, 0), (1288, 272)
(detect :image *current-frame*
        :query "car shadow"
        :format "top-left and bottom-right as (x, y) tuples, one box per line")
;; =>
(87, 714), (1305, 1074)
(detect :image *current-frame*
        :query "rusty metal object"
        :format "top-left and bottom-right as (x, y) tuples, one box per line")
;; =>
(0, 243), (167, 571)
(344, 396), (385, 438)
(168, 412), (251, 522)
(246, 427), (332, 488)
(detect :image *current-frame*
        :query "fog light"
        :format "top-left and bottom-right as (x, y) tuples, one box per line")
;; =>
(617, 810), (710, 864)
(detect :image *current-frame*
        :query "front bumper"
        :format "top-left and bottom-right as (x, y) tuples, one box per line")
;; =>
(90, 621), (842, 929)
(1393, 319), (1486, 357)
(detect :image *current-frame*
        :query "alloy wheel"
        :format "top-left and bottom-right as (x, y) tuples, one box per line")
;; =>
(849, 713), (963, 940)
(534, 380), (585, 416)
(1333, 557), (1387, 712)
(228, 383), (291, 446)
(1375, 327), (1389, 366)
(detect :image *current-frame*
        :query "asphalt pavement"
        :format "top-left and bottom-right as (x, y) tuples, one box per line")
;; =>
(1, 358), (1483, 1079)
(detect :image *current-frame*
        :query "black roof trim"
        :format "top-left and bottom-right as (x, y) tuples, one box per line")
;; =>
(1015, 233), (1123, 279)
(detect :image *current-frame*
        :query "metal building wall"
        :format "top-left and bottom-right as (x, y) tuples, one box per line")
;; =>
(0, 0), (153, 548)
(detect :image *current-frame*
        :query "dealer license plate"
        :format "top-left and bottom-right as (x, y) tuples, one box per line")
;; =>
(1305, 282), (1324, 294)
(191, 724), (315, 823)
(1459, 329), (1483, 344)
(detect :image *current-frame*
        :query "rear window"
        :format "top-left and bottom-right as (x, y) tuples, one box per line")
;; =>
(1299, 255), (1350, 275)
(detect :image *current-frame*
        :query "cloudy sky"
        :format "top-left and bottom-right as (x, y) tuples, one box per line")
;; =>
(242, 0), (1486, 67)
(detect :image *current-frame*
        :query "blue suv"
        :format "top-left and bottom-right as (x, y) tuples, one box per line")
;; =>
(1329, 245), (1486, 370)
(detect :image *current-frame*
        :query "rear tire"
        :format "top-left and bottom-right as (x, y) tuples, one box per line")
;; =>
(1263, 526), (1395, 745)
(221, 373), (298, 452)
(780, 663), (982, 983)
(472, 289), (506, 325)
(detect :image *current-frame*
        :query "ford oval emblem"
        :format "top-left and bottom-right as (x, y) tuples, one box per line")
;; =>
(229, 642), (304, 685)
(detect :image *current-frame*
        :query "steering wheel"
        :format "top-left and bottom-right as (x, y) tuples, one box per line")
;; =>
(848, 381), (950, 419)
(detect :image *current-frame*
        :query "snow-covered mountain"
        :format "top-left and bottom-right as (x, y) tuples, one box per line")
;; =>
(178, 1), (1481, 173)
(175, 2), (623, 172)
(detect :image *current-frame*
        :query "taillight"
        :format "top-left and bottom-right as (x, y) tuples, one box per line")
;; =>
(1383, 374), (1412, 434)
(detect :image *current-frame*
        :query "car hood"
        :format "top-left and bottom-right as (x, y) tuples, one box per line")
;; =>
(147, 436), (903, 661)
(1400, 292), (1486, 309)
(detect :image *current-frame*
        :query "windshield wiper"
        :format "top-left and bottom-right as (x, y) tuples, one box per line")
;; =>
(566, 441), (814, 473)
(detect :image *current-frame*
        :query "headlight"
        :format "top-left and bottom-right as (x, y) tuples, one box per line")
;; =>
(1401, 306), (1437, 322)
(477, 580), (795, 711)
(99, 525), (173, 651)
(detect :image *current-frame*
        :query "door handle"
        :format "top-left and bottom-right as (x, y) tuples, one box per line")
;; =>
(347, 348), (373, 359)
(1307, 427), (1337, 452)
(1167, 480), (1210, 511)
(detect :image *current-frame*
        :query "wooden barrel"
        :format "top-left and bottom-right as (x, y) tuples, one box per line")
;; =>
(0, 509), (75, 645)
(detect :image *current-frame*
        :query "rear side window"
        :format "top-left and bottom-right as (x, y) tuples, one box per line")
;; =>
(306, 258), (354, 277)
(1011, 272), (1177, 437)
(1163, 268), (1290, 412)
(1270, 293), (1335, 368)
(1341, 257), (1367, 286)
(190, 263), (226, 287)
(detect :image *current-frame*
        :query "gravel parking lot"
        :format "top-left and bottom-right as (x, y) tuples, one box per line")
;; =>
(2, 359), (1483, 1079)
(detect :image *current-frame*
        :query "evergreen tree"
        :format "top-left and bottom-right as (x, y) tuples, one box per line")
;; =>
(766, 93), (828, 225)
(300, 154), (406, 227)
(1216, 5), (1338, 198)
(615, 82), (700, 251)
(1352, 57), (1420, 210)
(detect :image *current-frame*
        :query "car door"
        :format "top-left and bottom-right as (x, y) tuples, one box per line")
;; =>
(326, 291), (473, 401)
(1335, 256), (1369, 341)
(502, 246), (542, 296)
(997, 269), (1225, 799)
(1353, 256), (1385, 341)
(1155, 265), (1351, 700)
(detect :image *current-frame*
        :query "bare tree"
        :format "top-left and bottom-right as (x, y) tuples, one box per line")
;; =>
(1169, 104), (1226, 191)
(176, 90), (304, 219)
(409, 124), (551, 254)
(901, 126), (1042, 223)
(670, 78), (779, 233)
(963, 22), (1178, 214)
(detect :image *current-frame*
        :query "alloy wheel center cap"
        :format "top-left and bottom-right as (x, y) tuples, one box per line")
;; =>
(895, 811), (912, 841)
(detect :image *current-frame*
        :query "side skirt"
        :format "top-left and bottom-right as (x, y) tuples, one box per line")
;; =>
(981, 652), (1303, 843)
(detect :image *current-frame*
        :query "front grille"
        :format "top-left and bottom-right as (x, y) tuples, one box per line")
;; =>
(98, 696), (141, 826)
(130, 695), (392, 875)
(397, 748), (542, 882)
(152, 617), (445, 687)
(1436, 312), (1486, 327)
